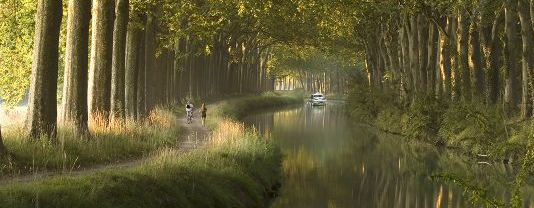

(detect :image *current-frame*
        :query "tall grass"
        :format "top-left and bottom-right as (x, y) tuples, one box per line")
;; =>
(0, 119), (281, 208)
(0, 107), (181, 177)
(0, 93), (299, 207)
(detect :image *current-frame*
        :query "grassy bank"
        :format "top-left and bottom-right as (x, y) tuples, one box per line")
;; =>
(0, 121), (281, 208)
(0, 108), (181, 177)
(0, 93), (300, 207)
(347, 85), (530, 163)
(217, 91), (303, 120)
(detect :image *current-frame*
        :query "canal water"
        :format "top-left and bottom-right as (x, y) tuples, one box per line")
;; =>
(242, 102), (534, 208)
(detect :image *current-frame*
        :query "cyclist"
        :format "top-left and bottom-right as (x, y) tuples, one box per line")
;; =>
(185, 101), (194, 124)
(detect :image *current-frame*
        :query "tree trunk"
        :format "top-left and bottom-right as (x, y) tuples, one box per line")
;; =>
(136, 20), (146, 120)
(144, 17), (156, 112)
(440, 19), (453, 100)
(89, 0), (115, 124)
(470, 19), (485, 102)
(61, 0), (91, 133)
(26, 0), (62, 139)
(458, 11), (471, 101)
(418, 15), (429, 93)
(110, 0), (129, 122)
(504, 0), (521, 110)
(125, 14), (140, 121)
(488, 9), (505, 105)
(167, 50), (175, 102)
(0, 124), (5, 155)
(408, 16), (420, 96)
(450, 16), (461, 100)
(518, 0), (534, 118)
(400, 23), (411, 100)
(427, 23), (439, 97)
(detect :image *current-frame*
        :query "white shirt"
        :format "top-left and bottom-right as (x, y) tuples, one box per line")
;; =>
(186, 104), (194, 112)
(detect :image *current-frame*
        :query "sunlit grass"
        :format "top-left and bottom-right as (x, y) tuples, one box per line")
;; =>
(0, 93), (302, 207)
(0, 115), (281, 208)
(0, 107), (181, 177)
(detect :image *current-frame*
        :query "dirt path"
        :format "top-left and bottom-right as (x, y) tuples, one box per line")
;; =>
(175, 106), (213, 153)
(0, 104), (214, 186)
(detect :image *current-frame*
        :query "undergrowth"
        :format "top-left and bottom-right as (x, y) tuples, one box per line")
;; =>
(347, 85), (530, 162)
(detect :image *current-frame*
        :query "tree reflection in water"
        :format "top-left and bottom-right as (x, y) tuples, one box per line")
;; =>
(242, 102), (534, 208)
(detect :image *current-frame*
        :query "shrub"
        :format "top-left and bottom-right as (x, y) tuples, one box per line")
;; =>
(402, 95), (445, 144)
(346, 85), (383, 122)
(439, 102), (505, 154)
(375, 105), (403, 134)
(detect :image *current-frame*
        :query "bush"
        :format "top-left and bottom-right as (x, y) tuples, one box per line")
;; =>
(438, 102), (505, 154)
(375, 105), (404, 134)
(402, 95), (445, 144)
(346, 85), (383, 122)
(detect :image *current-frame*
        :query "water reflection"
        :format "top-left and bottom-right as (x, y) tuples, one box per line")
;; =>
(242, 102), (534, 208)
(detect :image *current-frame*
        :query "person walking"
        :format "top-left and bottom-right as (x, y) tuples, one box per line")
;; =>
(200, 103), (207, 126)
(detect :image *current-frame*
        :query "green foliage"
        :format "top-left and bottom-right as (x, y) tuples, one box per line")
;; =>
(346, 84), (383, 122)
(431, 145), (534, 208)
(401, 95), (445, 144)
(510, 146), (534, 208)
(431, 173), (506, 208)
(269, 46), (359, 81)
(0, 0), (36, 106)
(439, 102), (506, 153)
(375, 105), (404, 134)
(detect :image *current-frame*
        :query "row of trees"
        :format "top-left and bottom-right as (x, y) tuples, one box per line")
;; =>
(271, 47), (355, 94)
(0, 0), (390, 142)
(354, 0), (534, 118)
(6, 0), (286, 140)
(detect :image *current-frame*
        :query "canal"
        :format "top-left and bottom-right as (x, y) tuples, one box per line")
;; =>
(242, 102), (534, 208)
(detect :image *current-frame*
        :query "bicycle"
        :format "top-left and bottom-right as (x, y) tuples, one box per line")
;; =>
(186, 111), (193, 124)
